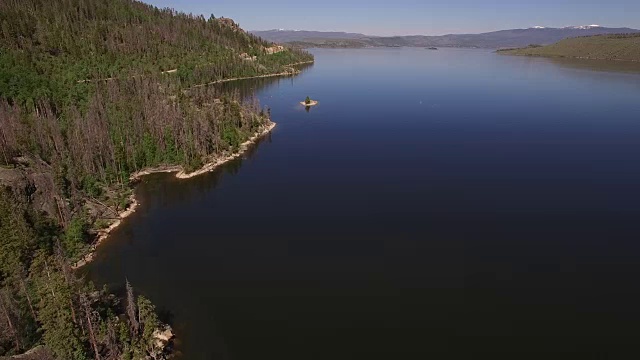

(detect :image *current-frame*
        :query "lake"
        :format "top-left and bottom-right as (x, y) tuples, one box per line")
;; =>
(86, 48), (640, 359)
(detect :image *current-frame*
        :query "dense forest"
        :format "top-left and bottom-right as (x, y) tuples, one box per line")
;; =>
(0, 189), (168, 359)
(0, 0), (312, 358)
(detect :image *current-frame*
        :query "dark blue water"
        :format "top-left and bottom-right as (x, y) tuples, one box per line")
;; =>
(87, 48), (640, 359)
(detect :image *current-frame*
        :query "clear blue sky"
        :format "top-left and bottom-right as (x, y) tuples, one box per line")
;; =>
(143, 0), (640, 36)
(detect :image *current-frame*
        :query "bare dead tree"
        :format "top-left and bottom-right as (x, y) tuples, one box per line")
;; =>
(0, 289), (21, 353)
(80, 293), (101, 360)
(17, 269), (37, 321)
(104, 318), (122, 360)
(125, 279), (139, 337)
(55, 243), (77, 325)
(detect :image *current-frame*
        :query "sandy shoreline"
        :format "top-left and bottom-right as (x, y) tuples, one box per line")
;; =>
(73, 122), (276, 269)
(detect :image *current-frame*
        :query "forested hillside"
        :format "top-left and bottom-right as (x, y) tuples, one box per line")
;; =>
(0, 189), (169, 359)
(0, 0), (312, 358)
(0, 0), (312, 107)
(498, 33), (640, 62)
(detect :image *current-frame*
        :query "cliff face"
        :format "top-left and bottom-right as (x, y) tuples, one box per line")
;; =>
(0, 160), (59, 220)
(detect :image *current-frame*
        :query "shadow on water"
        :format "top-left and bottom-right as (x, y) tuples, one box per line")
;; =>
(536, 56), (640, 74)
(213, 62), (315, 100)
(83, 132), (275, 357)
(134, 132), (273, 214)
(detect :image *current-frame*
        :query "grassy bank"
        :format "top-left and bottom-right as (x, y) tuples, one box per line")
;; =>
(498, 33), (640, 62)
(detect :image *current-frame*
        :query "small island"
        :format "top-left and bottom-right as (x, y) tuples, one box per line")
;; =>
(301, 96), (319, 106)
(426, 47), (438, 50)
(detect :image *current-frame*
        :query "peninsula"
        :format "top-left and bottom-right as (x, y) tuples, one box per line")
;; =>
(498, 33), (640, 62)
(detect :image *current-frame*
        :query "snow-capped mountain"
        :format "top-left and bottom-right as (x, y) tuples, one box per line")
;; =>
(567, 25), (602, 30)
(534, 25), (603, 30)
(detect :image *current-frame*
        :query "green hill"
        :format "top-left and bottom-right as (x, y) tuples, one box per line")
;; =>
(0, 0), (312, 106)
(0, 1), (312, 359)
(498, 33), (640, 62)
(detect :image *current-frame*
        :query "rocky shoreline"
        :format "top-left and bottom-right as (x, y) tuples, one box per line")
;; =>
(72, 194), (140, 269)
(73, 121), (276, 269)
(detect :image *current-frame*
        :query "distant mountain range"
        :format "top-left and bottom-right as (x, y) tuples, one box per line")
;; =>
(251, 26), (640, 49)
(248, 29), (370, 43)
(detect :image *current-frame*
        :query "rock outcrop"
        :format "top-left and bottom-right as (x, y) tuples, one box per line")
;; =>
(0, 159), (60, 219)
(149, 326), (175, 360)
(239, 52), (257, 61)
(264, 45), (285, 54)
(218, 17), (241, 32)
(6, 345), (52, 359)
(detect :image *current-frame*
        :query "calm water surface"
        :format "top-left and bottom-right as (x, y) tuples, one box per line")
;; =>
(87, 48), (640, 359)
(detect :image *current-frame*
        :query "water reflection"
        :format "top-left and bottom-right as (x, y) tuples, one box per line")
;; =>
(214, 63), (315, 100)
(135, 133), (272, 212)
(534, 56), (640, 74)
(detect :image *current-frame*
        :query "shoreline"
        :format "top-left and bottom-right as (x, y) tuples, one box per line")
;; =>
(73, 121), (276, 269)
(80, 60), (315, 84)
(72, 195), (140, 269)
(187, 61), (314, 90)
(499, 51), (640, 63)
(131, 122), (276, 180)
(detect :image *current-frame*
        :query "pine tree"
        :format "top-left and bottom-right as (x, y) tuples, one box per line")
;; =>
(137, 295), (160, 354)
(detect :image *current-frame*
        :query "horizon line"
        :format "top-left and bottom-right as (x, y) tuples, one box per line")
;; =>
(249, 24), (638, 38)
